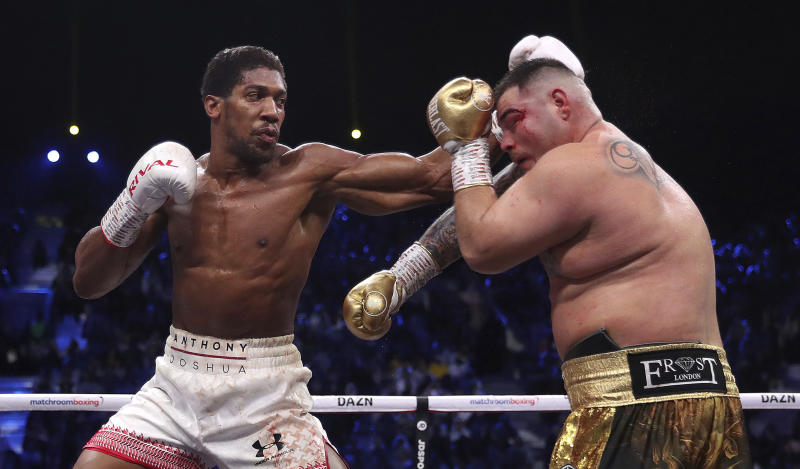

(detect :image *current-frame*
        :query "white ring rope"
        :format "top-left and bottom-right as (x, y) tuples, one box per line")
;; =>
(0, 393), (797, 413)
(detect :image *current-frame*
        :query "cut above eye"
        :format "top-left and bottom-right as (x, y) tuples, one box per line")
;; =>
(502, 114), (523, 131)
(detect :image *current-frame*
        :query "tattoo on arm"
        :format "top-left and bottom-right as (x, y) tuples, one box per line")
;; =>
(607, 140), (663, 188)
(418, 161), (522, 269)
(419, 206), (460, 269)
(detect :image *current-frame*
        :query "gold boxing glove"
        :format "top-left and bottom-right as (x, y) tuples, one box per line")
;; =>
(342, 271), (401, 341)
(343, 243), (440, 341)
(427, 77), (494, 153)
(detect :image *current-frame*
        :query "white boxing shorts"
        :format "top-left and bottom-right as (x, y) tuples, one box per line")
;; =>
(83, 326), (337, 469)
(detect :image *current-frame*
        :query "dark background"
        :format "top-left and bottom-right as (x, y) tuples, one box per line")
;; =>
(1, 1), (796, 240)
(1, 2), (799, 466)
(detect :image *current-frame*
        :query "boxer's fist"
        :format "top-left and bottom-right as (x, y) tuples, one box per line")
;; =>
(343, 271), (403, 341)
(127, 141), (197, 214)
(427, 77), (494, 153)
(101, 141), (196, 247)
(343, 244), (439, 340)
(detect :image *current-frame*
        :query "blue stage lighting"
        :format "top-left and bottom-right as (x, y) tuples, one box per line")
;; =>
(87, 150), (100, 163)
(47, 150), (60, 163)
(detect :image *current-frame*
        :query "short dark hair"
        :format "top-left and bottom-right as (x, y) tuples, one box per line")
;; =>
(494, 58), (576, 101)
(200, 46), (286, 98)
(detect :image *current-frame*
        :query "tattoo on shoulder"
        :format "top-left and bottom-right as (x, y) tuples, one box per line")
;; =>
(606, 139), (663, 188)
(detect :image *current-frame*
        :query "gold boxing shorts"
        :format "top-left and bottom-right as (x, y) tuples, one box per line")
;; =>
(550, 330), (752, 469)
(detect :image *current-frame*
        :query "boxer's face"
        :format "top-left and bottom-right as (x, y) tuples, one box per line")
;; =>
(220, 67), (287, 164)
(496, 85), (565, 171)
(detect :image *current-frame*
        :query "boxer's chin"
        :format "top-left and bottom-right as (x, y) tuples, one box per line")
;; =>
(229, 137), (277, 166)
(518, 158), (536, 172)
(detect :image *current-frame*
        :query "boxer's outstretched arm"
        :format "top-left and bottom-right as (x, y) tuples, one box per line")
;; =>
(309, 137), (504, 216)
(313, 76), (501, 215)
(307, 143), (453, 215)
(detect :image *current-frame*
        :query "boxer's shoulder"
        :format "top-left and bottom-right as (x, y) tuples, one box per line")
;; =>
(277, 143), (360, 187)
(547, 138), (650, 177)
(275, 143), (292, 157)
(196, 152), (210, 168)
(514, 143), (614, 201)
(536, 142), (602, 174)
(287, 142), (347, 160)
(287, 142), (364, 171)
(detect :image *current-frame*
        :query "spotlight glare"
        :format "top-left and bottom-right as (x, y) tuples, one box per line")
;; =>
(69, 125), (80, 135)
(351, 129), (362, 139)
(87, 150), (100, 163)
(47, 150), (60, 163)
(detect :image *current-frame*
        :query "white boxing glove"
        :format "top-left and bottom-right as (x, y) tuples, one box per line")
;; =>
(507, 35), (585, 78)
(101, 141), (197, 247)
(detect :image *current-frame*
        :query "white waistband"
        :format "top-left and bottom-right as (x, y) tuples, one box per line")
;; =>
(164, 325), (301, 371)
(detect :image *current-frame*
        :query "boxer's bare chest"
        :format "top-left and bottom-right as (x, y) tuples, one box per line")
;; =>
(166, 169), (334, 272)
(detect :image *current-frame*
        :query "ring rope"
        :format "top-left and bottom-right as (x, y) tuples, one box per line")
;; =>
(0, 393), (797, 413)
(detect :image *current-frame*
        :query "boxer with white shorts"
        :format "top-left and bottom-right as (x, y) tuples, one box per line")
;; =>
(72, 45), (491, 468)
(85, 327), (329, 468)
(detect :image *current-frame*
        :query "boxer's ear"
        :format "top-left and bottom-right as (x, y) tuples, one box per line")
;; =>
(551, 89), (570, 120)
(204, 95), (222, 119)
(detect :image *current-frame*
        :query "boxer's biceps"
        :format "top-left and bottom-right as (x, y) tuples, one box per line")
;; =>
(457, 184), (559, 273)
(327, 155), (445, 213)
(331, 151), (430, 191)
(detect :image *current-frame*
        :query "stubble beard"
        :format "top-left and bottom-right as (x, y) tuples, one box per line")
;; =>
(226, 127), (277, 167)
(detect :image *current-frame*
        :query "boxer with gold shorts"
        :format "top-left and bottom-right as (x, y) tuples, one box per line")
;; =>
(342, 34), (754, 468)
(551, 330), (750, 468)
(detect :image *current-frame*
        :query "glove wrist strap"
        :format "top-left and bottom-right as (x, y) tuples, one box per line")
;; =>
(390, 242), (441, 299)
(451, 138), (493, 192)
(491, 110), (503, 142)
(100, 189), (149, 248)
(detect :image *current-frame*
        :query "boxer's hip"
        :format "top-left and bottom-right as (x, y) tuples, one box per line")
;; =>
(561, 331), (739, 409)
(549, 329), (751, 469)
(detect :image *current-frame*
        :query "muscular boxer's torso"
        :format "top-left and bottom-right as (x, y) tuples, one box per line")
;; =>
(541, 125), (721, 357)
(163, 147), (337, 339)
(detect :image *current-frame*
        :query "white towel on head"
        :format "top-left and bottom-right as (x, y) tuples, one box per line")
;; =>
(508, 35), (585, 79)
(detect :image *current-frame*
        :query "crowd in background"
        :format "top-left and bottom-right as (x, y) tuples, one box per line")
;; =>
(1, 200), (799, 468)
